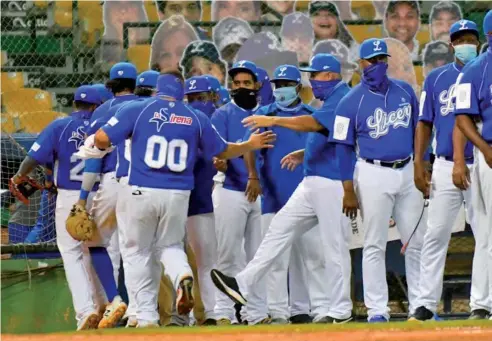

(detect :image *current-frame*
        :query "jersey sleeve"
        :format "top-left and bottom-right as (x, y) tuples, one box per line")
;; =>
(330, 93), (357, 146)
(27, 121), (59, 164)
(312, 108), (334, 131)
(198, 113), (228, 159)
(211, 109), (227, 141)
(454, 65), (480, 116)
(418, 75), (434, 123)
(100, 103), (139, 146)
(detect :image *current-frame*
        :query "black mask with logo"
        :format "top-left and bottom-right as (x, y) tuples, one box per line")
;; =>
(231, 88), (258, 110)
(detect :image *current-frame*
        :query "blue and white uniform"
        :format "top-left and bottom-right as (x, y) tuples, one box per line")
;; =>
(27, 85), (102, 326)
(417, 20), (486, 315)
(454, 11), (492, 313)
(235, 55), (353, 322)
(100, 74), (228, 325)
(331, 39), (425, 321)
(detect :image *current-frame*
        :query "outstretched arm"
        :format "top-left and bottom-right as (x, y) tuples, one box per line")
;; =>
(243, 115), (324, 132)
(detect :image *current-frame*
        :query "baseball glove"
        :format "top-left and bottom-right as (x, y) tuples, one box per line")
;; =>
(66, 204), (97, 241)
(9, 175), (43, 205)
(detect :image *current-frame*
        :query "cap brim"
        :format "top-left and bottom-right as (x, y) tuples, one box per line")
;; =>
(450, 29), (479, 41)
(361, 52), (391, 60)
(184, 89), (211, 95)
(228, 67), (257, 80)
(299, 67), (318, 72)
(270, 77), (300, 82)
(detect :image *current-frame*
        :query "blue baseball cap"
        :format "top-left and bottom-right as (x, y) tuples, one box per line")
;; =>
(450, 19), (479, 41)
(184, 76), (212, 95)
(74, 85), (101, 105)
(109, 62), (138, 80)
(204, 75), (221, 92)
(300, 53), (341, 73)
(484, 9), (492, 35)
(271, 65), (301, 83)
(359, 38), (391, 60)
(218, 86), (231, 105)
(137, 70), (160, 88)
(228, 60), (258, 81)
(256, 67), (270, 83)
(156, 73), (184, 101)
(92, 84), (113, 103)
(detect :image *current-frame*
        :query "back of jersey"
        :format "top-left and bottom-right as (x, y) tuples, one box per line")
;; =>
(128, 98), (202, 190)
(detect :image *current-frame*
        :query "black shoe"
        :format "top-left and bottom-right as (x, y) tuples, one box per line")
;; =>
(333, 315), (353, 324)
(210, 269), (246, 306)
(201, 318), (217, 326)
(289, 314), (313, 324)
(413, 306), (434, 321)
(469, 309), (490, 320)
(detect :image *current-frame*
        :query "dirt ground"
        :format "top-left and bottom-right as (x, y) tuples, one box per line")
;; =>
(4, 327), (492, 341)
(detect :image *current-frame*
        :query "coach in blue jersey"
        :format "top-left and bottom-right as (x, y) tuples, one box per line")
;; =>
(414, 20), (484, 321)
(330, 38), (425, 322)
(455, 9), (492, 320)
(210, 60), (269, 325)
(212, 54), (354, 324)
(11, 85), (104, 330)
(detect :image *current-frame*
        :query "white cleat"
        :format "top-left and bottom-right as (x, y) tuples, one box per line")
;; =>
(98, 295), (127, 329)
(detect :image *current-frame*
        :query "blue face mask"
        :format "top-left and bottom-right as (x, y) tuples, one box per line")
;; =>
(454, 44), (477, 64)
(309, 79), (342, 100)
(273, 86), (299, 107)
(362, 62), (389, 93)
(189, 100), (216, 117)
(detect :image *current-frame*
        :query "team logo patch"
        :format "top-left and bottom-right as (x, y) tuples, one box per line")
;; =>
(149, 108), (193, 132)
(69, 126), (86, 149)
(366, 105), (412, 139)
(438, 84), (456, 116)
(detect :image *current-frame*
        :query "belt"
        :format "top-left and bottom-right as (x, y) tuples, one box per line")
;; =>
(364, 156), (411, 169)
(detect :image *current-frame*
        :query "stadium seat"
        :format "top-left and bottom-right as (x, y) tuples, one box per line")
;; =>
(127, 45), (151, 73)
(1, 113), (23, 133)
(53, 0), (71, 11)
(144, 0), (159, 22)
(2, 89), (53, 114)
(79, 2), (103, 47)
(414, 65), (424, 87)
(416, 25), (430, 51)
(347, 25), (383, 43)
(20, 111), (66, 134)
(53, 6), (73, 29)
(351, 1), (376, 20)
(1, 72), (25, 92)
(33, 0), (49, 9)
(0, 51), (7, 66)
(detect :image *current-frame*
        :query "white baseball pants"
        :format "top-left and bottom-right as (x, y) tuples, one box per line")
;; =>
(118, 184), (192, 324)
(212, 186), (267, 324)
(236, 176), (352, 320)
(355, 161), (426, 320)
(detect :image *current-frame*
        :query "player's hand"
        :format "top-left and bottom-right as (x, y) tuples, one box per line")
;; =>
(44, 180), (58, 197)
(414, 161), (431, 198)
(342, 189), (359, 220)
(280, 150), (304, 171)
(452, 160), (471, 191)
(242, 116), (275, 130)
(213, 158), (227, 172)
(248, 129), (276, 150)
(245, 178), (262, 203)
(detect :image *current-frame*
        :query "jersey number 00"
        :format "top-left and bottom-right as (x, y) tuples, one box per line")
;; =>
(144, 135), (188, 172)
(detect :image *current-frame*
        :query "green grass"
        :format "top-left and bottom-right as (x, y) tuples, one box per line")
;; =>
(66, 320), (492, 336)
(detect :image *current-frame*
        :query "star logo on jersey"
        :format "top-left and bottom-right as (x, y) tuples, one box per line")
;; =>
(68, 126), (86, 149)
(366, 105), (412, 139)
(149, 108), (170, 132)
(438, 84), (457, 116)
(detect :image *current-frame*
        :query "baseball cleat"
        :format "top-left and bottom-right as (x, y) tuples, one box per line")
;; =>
(98, 295), (128, 329)
(210, 269), (246, 306)
(368, 315), (389, 323)
(216, 318), (232, 325)
(77, 312), (101, 331)
(176, 276), (195, 316)
(270, 317), (289, 325)
(333, 315), (353, 324)
(469, 309), (490, 320)
(201, 318), (217, 326)
(289, 314), (312, 324)
(412, 306), (434, 321)
(125, 316), (138, 328)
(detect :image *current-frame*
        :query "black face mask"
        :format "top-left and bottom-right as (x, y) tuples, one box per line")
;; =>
(231, 88), (258, 110)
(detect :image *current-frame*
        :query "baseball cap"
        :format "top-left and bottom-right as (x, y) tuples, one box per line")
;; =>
(422, 41), (454, 66)
(429, 1), (462, 22)
(359, 38), (391, 60)
(74, 85), (101, 105)
(137, 70), (160, 88)
(184, 76), (212, 95)
(271, 65), (301, 83)
(205, 75), (221, 92)
(484, 9), (492, 35)
(109, 62), (138, 80)
(449, 19), (479, 41)
(300, 53), (341, 73)
(256, 67), (270, 84)
(280, 12), (315, 39)
(228, 60), (258, 81)
(91, 84), (113, 103)
(309, 1), (339, 17)
(156, 73), (184, 100)
(218, 86), (231, 105)
(213, 17), (254, 52)
(313, 39), (358, 70)
(180, 41), (221, 68)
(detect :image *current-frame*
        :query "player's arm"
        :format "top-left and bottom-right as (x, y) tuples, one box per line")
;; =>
(242, 128), (262, 202)
(280, 149), (305, 171)
(242, 114), (324, 132)
(94, 106), (138, 151)
(452, 123), (471, 190)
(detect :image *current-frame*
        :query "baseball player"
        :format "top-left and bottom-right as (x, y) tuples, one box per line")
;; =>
(9, 85), (103, 330)
(257, 67), (274, 106)
(212, 54), (353, 324)
(243, 64), (332, 324)
(413, 20), (483, 321)
(92, 84), (114, 103)
(455, 9), (492, 321)
(78, 72), (276, 327)
(218, 87), (231, 107)
(210, 60), (270, 325)
(330, 38), (425, 322)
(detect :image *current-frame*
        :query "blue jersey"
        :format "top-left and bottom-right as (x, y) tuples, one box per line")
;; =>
(211, 101), (258, 192)
(250, 102), (313, 214)
(419, 63), (473, 159)
(454, 49), (492, 143)
(90, 94), (139, 173)
(306, 82), (351, 180)
(332, 79), (419, 161)
(101, 98), (228, 190)
(28, 111), (99, 191)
